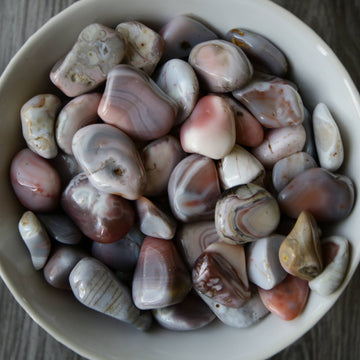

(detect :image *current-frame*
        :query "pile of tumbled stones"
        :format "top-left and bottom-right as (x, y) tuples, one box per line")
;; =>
(10, 15), (354, 331)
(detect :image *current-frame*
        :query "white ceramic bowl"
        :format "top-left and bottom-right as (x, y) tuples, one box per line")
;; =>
(1, 0), (360, 359)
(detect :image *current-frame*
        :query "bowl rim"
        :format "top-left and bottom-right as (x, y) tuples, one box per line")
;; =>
(1, 0), (360, 359)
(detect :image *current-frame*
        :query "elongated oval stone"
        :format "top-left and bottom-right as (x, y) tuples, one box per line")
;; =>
(279, 211), (323, 281)
(180, 95), (236, 160)
(132, 237), (191, 310)
(116, 21), (164, 75)
(309, 236), (350, 296)
(159, 15), (218, 61)
(135, 197), (177, 240)
(72, 123), (146, 200)
(189, 39), (253, 92)
(141, 135), (184, 197)
(272, 152), (317, 193)
(193, 242), (250, 308)
(50, 23), (127, 97)
(226, 28), (288, 77)
(258, 275), (309, 321)
(198, 287), (269, 328)
(61, 173), (135, 243)
(18, 211), (51, 270)
(252, 125), (306, 169)
(218, 144), (265, 190)
(153, 291), (215, 331)
(98, 64), (177, 141)
(21, 94), (61, 159)
(91, 227), (144, 272)
(38, 212), (82, 245)
(233, 75), (304, 128)
(11, 149), (61, 212)
(176, 221), (220, 268)
(246, 235), (287, 290)
(155, 59), (199, 125)
(43, 245), (87, 289)
(224, 96), (264, 147)
(215, 183), (280, 244)
(70, 257), (152, 331)
(313, 103), (344, 172)
(56, 93), (101, 155)
(168, 154), (221, 222)
(278, 167), (355, 221)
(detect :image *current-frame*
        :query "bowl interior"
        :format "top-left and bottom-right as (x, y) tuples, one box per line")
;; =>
(1, 0), (360, 359)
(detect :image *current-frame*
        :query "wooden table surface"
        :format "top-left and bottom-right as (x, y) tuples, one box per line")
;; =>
(1, 0), (360, 359)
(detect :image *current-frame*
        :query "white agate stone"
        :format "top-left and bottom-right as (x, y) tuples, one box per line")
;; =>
(272, 152), (317, 192)
(252, 125), (306, 169)
(21, 94), (61, 159)
(197, 288), (269, 328)
(18, 211), (51, 270)
(70, 257), (152, 331)
(189, 39), (253, 93)
(135, 197), (177, 240)
(155, 59), (199, 125)
(313, 103), (344, 172)
(180, 95), (236, 160)
(309, 236), (349, 296)
(246, 234), (287, 290)
(218, 144), (265, 189)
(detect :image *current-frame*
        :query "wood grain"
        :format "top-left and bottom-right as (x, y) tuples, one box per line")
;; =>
(1, 0), (359, 359)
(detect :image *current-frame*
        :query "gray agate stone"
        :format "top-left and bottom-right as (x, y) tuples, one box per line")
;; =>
(50, 23), (127, 97)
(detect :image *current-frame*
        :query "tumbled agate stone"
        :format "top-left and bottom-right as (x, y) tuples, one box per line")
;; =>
(189, 39), (253, 92)
(168, 154), (221, 222)
(278, 167), (355, 221)
(61, 173), (134, 243)
(50, 23), (127, 97)
(193, 242), (250, 308)
(116, 21), (164, 75)
(18, 211), (51, 270)
(72, 123), (146, 200)
(153, 291), (215, 331)
(70, 257), (152, 331)
(132, 236), (191, 310)
(226, 28), (288, 77)
(50, 152), (83, 188)
(98, 64), (177, 141)
(21, 94), (61, 159)
(11, 149), (61, 212)
(56, 92), (101, 155)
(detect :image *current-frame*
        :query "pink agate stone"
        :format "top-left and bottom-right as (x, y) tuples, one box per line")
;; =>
(180, 95), (236, 160)
(10, 149), (61, 212)
(168, 154), (221, 222)
(61, 173), (134, 243)
(98, 64), (178, 141)
(258, 275), (309, 321)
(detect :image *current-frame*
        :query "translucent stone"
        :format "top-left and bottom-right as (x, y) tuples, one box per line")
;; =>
(278, 167), (355, 221)
(97, 64), (178, 141)
(50, 152), (82, 188)
(168, 154), (221, 222)
(10, 149), (61, 212)
(189, 39), (253, 92)
(70, 257), (152, 331)
(132, 237), (191, 309)
(313, 102), (344, 172)
(72, 123), (146, 200)
(61, 173), (135, 243)
(50, 23), (127, 97)
(258, 275), (309, 321)
(180, 95), (236, 160)
(21, 94), (61, 159)
(56, 93), (101, 155)
(18, 211), (51, 270)
(279, 211), (323, 281)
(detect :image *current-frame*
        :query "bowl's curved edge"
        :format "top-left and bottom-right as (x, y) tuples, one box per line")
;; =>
(0, 0), (360, 359)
